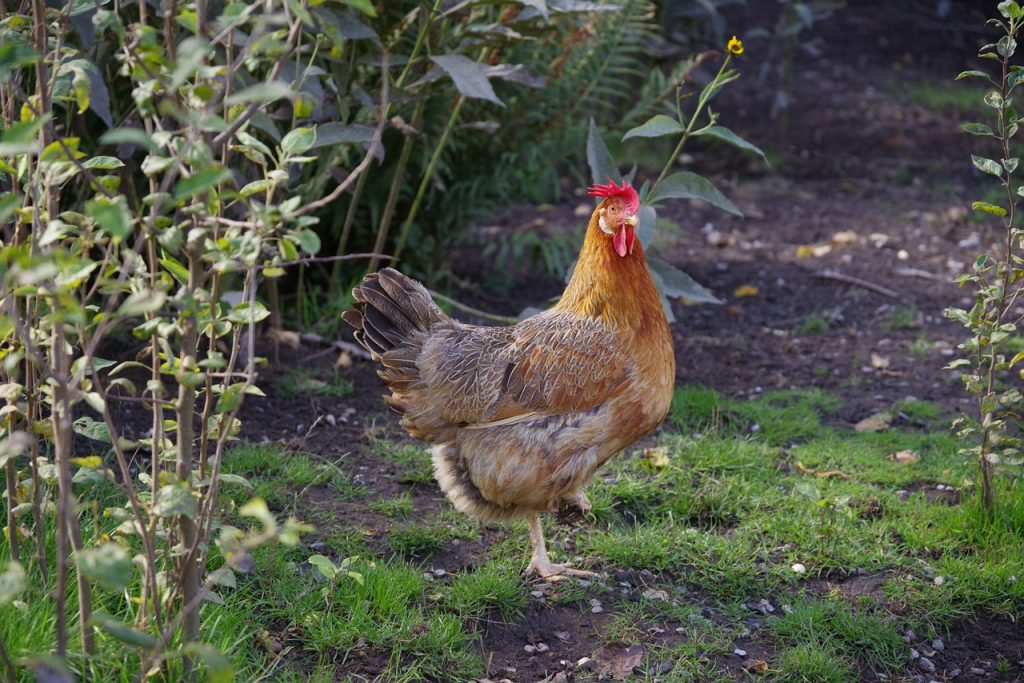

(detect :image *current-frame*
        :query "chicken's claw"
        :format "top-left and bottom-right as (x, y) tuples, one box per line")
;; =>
(527, 558), (597, 582)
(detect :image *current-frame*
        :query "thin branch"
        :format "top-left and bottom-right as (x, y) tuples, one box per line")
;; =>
(816, 269), (900, 299)
(427, 289), (519, 325)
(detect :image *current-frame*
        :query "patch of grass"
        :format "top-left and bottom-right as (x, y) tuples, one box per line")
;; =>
(222, 445), (361, 509)
(668, 387), (839, 446)
(373, 439), (435, 486)
(899, 81), (985, 114)
(389, 523), (452, 558)
(768, 598), (907, 672)
(447, 562), (527, 619)
(886, 305), (920, 331)
(795, 312), (830, 336)
(907, 336), (933, 359)
(277, 366), (354, 398)
(774, 643), (855, 683)
(370, 494), (416, 519)
(894, 397), (942, 425)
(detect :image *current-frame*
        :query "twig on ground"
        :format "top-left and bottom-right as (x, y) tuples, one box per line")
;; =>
(817, 269), (900, 299)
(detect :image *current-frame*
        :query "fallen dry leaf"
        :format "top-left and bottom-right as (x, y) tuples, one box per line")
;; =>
(733, 284), (760, 298)
(795, 461), (852, 479)
(854, 411), (892, 432)
(796, 243), (832, 259)
(888, 450), (920, 465)
(594, 642), (644, 680)
(335, 351), (353, 369)
(642, 446), (670, 468)
(830, 230), (858, 246)
(870, 353), (890, 369)
(266, 328), (301, 349)
(744, 659), (770, 673)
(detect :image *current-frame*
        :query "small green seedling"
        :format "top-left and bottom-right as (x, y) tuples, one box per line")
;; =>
(308, 554), (365, 612)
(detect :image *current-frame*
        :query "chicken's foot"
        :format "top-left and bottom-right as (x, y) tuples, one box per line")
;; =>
(527, 513), (595, 581)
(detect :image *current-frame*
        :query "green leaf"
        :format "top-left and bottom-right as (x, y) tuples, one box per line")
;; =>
(153, 483), (197, 518)
(0, 193), (21, 224)
(972, 154), (1004, 177)
(696, 125), (768, 163)
(99, 127), (161, 153)
(239, 497), (276, 533)
(341, 0), (377, 16)
(956, 69), (994, 82)
(0, 433), (29, 468)
(160, 257), (189, 285)
(174, 167), (232, 200)
(183, 643), (234, 683)
(430, 55), (504, 107)
(972, 200), (1008, 216)
(308, 554), (338, 580)
(86, 196), (131, 240)
(648, 171), (742, 216)
(227, 301), (271, 324)
(75, 542), (132, 590)
(117, 290), (167, 317)
(1, 114), (50, 144)
(622, 114), (684, 141)
(239, 179), (276, 198)
(225, 81), (294, 105)
(649, 257), (722, 304)
(586, 117), (621, 186)
(0, 562), (25, 603)
(637, 205), (656, 249)
(73, 416), (112, 443)
(89, 611), (157, 649)
(962, 122), (995, 136)
(984, 90), (1005, 109)
(281, 127), (316, 155)
(311, 122), (376, 149)
(297, 229), (321, 255)
(82, 156), (125, 170)
(215, 383), (244, 414)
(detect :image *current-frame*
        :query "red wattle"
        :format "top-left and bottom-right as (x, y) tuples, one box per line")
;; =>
(614, 225), (628, 257)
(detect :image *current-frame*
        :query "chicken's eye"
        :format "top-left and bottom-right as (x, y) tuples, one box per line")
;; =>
(609, 206), (617, 214)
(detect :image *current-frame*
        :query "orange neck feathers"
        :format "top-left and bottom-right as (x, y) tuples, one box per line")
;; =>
(556, 208), (666, 332)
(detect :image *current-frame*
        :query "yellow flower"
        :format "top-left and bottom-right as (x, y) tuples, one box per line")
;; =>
(727, 35), (744, 56)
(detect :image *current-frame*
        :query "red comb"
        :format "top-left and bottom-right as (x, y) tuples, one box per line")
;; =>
(587, 177), (640, 214)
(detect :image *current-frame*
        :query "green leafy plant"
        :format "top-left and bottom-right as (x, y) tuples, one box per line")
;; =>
(946, 0), (1024, 521)
(585, 35), (765, 317)
(0, 0), (389, 677)
(308, 554), (365, 613)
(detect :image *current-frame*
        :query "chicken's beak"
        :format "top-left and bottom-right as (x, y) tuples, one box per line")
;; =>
(625, 213), (638, 228)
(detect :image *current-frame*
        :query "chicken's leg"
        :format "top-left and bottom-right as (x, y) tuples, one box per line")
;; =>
(527, 512), (595, 580)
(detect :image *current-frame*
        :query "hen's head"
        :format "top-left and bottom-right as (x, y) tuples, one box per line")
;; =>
(588, 178), (640, 257)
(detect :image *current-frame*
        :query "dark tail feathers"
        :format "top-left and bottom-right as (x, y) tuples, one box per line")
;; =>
(342, 267), (446, 362)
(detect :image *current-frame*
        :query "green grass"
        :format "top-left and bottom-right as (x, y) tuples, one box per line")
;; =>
(6, 389), (1024, 681)
(796, 311), (830, 336)
(277, 365), (354, 398)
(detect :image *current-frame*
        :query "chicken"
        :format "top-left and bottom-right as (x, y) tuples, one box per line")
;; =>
(342, 179), (675, 579)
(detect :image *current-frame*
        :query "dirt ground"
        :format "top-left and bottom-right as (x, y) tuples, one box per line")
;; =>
(235, 2), (1024, 681)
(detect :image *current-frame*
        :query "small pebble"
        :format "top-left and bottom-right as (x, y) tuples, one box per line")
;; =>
(918, 656), (936, 673)
(536, 643), (549, 653)
(948, 668), (960, 678)
(589, 598), (603, 614)
(932, 639), (944, 652)
(432, 568), (447, 577)
(933, 576), (946, 586)
(576, 657), (592, 670)
(554, 630), (570, 641)
(910, 648), (921, 660)
(970, 667), (986, 675)
(524, 645), (536, 654)
(654, 662), (673, 674)
(530, 590), (544, 598)
(734, 648), (747, 657)
(791, 563), (807, 574)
